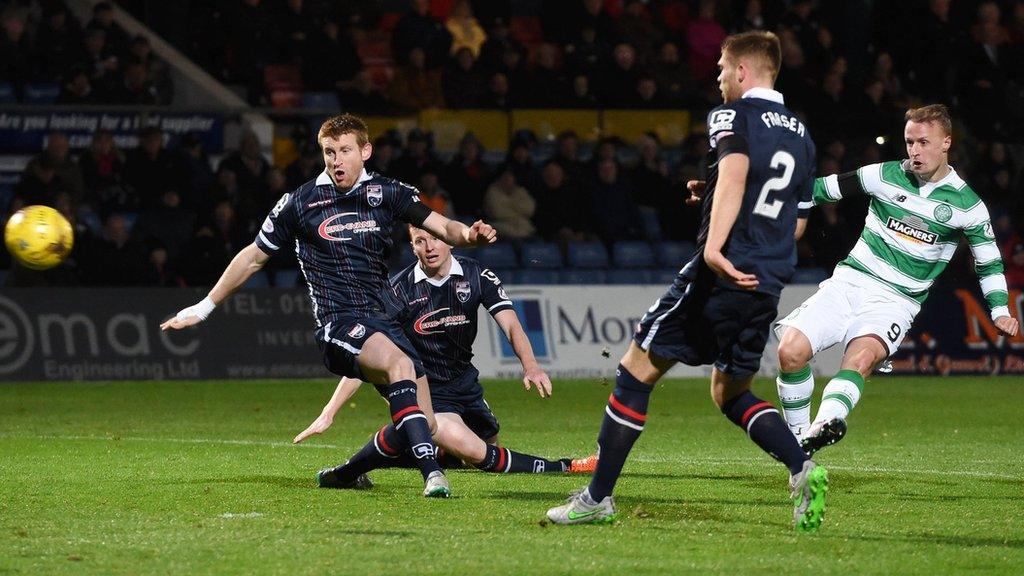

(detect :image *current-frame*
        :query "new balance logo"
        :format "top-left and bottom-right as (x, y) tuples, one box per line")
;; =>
(895, 194), (907, 202)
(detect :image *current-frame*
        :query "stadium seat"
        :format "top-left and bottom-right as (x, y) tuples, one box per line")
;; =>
(302, 91), (340, 110)
(270, 89), (302, 108)
(650, 268), (681, 284)
(655, 241), (696, 268)
(612, 241), (656, 269)
(491, 268), (517, 284)
(638, 207), (662, 241)
(567, 242), (609, 268)
(264, 65), (302, 90)
(273, 268), (301, 288)
(0, 83), (15, 103)
(606, 268), (652, 285)
(245, 271), (270, 288)
(560, 269), (607, 284)
(474, 243), (517, 269)
(520, 242), (562, 269)
(791, 267), (829, 284)
(517, 269), (559, 284)
(23, 83), (60, 104)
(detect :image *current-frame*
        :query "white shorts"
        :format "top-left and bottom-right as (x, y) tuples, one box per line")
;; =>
(775, 266), (920, 357)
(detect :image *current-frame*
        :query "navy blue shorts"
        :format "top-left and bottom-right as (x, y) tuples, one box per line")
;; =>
(316, 315), (425, 380)
(430, 366), (501, 441)
(634, 270), (779, 379)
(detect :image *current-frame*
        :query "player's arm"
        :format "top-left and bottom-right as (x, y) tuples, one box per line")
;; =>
(795, 217), (808, 240)
(812, 165), (874, 205)
(420, 211), (497, 247)
(703, 150), (758, 290)
(160, 243), (270, 330)
(493, 309), (552, 398)
(964, 212), (1019, 336)
(293, 377), (366, 444)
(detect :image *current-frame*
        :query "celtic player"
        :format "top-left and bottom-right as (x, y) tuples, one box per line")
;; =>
(775, 104), (1020, 454)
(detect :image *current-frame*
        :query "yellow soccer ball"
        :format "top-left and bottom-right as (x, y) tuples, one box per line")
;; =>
(4, 205), (74, 270)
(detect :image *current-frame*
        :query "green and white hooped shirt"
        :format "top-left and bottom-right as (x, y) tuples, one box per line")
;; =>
(813, 160), (1009, 321)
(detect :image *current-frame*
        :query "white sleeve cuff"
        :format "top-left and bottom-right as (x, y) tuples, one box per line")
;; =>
(990, 306), (1010, 322)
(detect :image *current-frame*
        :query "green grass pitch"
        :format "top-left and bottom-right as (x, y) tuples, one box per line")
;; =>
(2, 377), (1022, 574)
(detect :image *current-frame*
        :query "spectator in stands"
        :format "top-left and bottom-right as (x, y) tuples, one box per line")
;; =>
(732, 0), (767, 33)
(86, 2), (130, 57)
(392, 128), (439, 185)
(601, 43), (641, 108)
(589, 137), (622, 175)
(218, 130), (269, 221)
(870, 51), (907, 108)
(275, 0), (317, 63)
(124, 127), (176, 209)
(564, 25), (609, 81)
(57, 66), (95, 104)
(630, 133), (670, 212)
(846, 79), (899, 140)
(392, 0), (451, 67)
(566, 74), (598, 108)
(284, 144), (320, 188)
(79, 213), (145, 286)
(500, 132), (540, 192)
(177, 225), (230, 287)
(364, 134), (399, 177)
(172, 132), (214, 211)
(131, 189), (196, 260)
(138, 239), (181, 287)
(533, 161), (593, 246)
(303, 19), (361, 92)
(651, 41), (696, 107)
(338, 69), (390, 115)
(229, 0), (274, 100)
(445, 0), (487, 58)
(441, 132), (489, 218)
(210, 198), (251, 255)
(34, 4), (82, 83)
(78, 130), (126, 213)
(478, 17), (524, 74)
(442, 47), (485, 108)
(13, 156), (59, 207)
(685, 0), (727, 82)
(495, 46), (529, 103)
(615, 0), (665, 62)
(0, 13), (31, 91)
(571, 0), (617, 46)
(263, 168), (289, 212)
(389, 46), (445, 110)
(523, 43), (569, 107)
(910, 0), (961, 101)
(111, 61), (161, 105)
(417, 167), (454, 218)
(634, 76), (666, 108)
(80, 28), (119, 96)
(958, 1), (1014, 137)
(551, 131), (586, 187)
(484, 167), (536, 241)
(128, 35), (174, 104)
(482, 71), (514, 108)
(26, 132), (83, 199)
(589, 159), (643, 244)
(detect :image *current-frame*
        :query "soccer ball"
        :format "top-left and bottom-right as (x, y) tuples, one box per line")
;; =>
(4, 205), (74, 270)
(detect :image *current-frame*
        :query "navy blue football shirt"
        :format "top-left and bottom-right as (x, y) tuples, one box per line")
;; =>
(696, 87), (816, 296)
(255, 169), (425, 328)
(388, 255), (513, 383)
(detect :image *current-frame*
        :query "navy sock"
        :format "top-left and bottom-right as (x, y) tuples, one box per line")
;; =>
(384, 380), (442, 480)
(587, 365), (652, 501)
(722, 390), (808, 475)
(474, 444), (568, 473)
(331, 425), (406, 479)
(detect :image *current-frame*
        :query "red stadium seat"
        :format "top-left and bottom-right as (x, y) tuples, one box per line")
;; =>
(358, 39), (393, 67)
(510, 16), (543, 45)
(270, 88), (302, 108)
(264, 64), (303, 91)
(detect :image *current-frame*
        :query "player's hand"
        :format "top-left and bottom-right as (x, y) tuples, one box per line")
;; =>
(293, 413), (334, 444)
(468, 220), (498, 245)
(685, 180), (706, 206)
(523, 365), (552, 398)
(160, 297), (215, 331)
(995, 315), (1019, 337)
(704, 250), (759, 290)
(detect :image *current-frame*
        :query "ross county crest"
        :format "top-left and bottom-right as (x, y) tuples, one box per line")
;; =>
(455, 280), (471, 303)
(366, 184), (383, 207)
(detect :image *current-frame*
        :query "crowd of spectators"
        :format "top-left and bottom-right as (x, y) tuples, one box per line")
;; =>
(1, 0), (1022, 288)
(0, 1), (173, 104)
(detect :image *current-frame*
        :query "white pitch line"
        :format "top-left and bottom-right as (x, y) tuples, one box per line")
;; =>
(3, 434), (1022, 481)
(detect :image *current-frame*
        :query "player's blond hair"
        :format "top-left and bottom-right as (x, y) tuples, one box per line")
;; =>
(318, 114), (370, 147)
(904, 104), (952, 136)
(721, 31), (781, 81)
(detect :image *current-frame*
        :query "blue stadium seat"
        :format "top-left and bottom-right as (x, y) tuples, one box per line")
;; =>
(560, 269), (607, 284)
(520, 242), (562, 269)
(0, 83), (15, 103)
(655, 241), (696, 268)
(606, 268), (652, 285)
(491, 268), (517, 284)
(517, 269), (559, 284)
(567, 242), (609, 268)
(790, 267), (829, 284)
(612, 241), (656, 269)
(474, 243), (517, 269)
(650, 268), (681, 285)
(23, 83), (60, 104)
(273, 268), (301, 288)
(245, 271), (270, 288)
(302, 91), (340, 110)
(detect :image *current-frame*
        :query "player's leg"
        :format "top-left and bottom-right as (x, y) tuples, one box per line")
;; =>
(357, 333), (447, 494)
(546, 342), (672, 524)
(774, 281), (853, 439)
(437, 409), (581, 474)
